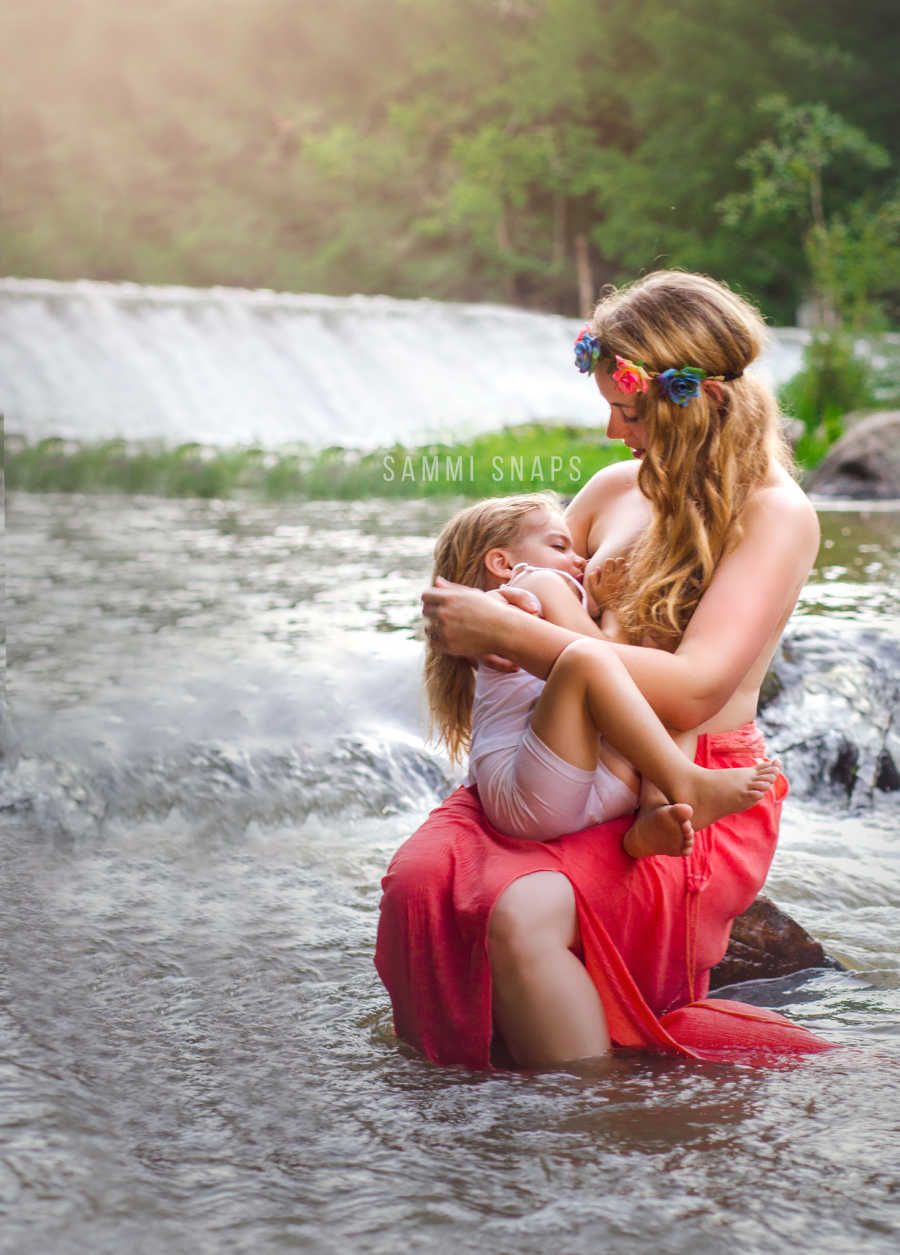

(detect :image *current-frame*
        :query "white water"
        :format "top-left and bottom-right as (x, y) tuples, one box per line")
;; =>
(0, 278), (810, 450)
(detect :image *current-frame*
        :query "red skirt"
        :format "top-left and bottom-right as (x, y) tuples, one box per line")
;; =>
(375, 722), (835, 1068)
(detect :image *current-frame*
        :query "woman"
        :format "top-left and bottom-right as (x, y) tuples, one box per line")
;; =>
(375, 271), (831, 1069)
(423, 494), (776, 851)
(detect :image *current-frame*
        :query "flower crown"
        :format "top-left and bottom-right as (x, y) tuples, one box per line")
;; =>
(574, 326), (741, 407)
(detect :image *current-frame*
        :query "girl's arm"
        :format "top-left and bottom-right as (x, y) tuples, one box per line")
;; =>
(502, 569), (606, 639)
(422, 481), (820, 730)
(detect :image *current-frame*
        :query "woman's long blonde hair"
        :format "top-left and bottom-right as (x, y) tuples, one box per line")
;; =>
(590, 271), (792, 648)
(425, 493), (561, 763)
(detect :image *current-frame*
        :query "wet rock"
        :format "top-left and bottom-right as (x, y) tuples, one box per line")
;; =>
(806, 410), (900, 499)
(758, 618), (900, 804)
(875, 750), (900, 792)
(829, 740), (859, 798)
(709, 896), (839, 990)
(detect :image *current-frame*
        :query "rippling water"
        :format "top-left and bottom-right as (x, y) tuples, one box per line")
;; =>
(3, 493), (900, 1254)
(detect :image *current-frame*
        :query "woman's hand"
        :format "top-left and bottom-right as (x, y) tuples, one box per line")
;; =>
(422, 577), (585, 681)
(421, 577), (524, 659)
(488, 585), (543, 615)
(481, 585), (544, 671)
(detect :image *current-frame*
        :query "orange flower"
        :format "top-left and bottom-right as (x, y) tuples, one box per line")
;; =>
(612, 355), (652, 394)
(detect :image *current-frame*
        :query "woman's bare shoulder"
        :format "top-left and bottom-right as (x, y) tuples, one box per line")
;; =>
(744, 465), (820, 556)
(580, 458), (640, 496)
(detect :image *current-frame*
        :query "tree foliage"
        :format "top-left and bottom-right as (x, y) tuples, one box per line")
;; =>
(0, 0), (897, 323)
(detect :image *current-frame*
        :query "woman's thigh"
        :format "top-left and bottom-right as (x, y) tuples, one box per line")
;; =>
(488, 871), (581, 956)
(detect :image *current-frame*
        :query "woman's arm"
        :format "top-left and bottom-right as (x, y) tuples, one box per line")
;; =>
(423, 480), (820, 728)
(422, 579), (579, 681)
(654, 482), (820, 727)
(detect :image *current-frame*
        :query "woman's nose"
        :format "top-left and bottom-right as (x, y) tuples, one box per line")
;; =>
(606, 410), (624, 441)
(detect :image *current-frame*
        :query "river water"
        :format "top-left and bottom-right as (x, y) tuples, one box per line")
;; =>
(3, 491), (900, 1254)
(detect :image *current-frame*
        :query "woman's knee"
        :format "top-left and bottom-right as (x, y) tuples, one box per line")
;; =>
(488, 872), (578, 965)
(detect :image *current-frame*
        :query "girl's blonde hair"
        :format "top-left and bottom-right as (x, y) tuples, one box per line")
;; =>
(425, 493), (561, 763)
(590, 270), (792, 648)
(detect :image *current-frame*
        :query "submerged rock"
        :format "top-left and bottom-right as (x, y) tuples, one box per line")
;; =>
(806, 410), (900, 499)
(710, 896), (839, 990)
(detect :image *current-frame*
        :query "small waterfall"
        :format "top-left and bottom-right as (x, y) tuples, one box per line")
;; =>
(0, 277), (809, 450)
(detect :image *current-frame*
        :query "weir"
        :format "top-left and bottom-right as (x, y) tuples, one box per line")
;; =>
(0, 278), (810, 450)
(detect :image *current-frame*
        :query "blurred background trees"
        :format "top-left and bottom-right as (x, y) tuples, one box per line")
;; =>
(1, 0), (897, 326)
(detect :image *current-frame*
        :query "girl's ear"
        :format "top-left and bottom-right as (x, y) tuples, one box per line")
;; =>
(484, 547), (514, 581)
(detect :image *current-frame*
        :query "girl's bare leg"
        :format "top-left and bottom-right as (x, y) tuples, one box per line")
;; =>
(529, 639), (777, 835)
(488, 872), (610, 1066)
(624, 735), (696, 859)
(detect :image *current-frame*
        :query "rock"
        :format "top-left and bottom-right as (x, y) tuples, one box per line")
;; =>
(758, 618), (900, 804)
(709, 896), (840, 990)
(805, 410), (900, 499)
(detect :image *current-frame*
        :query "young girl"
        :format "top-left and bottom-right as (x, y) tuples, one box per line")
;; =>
(425, 493), (777, 858)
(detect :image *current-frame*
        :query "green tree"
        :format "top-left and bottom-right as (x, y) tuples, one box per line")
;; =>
(1, 0), (897, 325)
(719, 96), (893, 326)
(719, 96), (900, 460)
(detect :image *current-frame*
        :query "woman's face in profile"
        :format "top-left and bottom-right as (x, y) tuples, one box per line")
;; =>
(595, 368), (649, 459)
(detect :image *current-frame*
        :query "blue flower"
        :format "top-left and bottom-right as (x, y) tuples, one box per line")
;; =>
(656, 366), (706, 406)
(574, 327), (602, 375)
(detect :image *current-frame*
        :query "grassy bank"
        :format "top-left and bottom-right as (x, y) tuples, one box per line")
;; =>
(5, 426), (629, 501)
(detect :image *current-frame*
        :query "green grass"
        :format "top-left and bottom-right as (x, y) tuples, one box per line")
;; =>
(6, 426), (629, 501)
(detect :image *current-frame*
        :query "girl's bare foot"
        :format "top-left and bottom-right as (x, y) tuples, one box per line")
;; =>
(623, 803), (694, 859)
(687, 760), (779, 832)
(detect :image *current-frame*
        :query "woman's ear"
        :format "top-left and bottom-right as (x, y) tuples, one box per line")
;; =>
(484, 548), (514, 581)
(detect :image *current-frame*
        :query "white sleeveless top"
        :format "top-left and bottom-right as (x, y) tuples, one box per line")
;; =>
(468, 565), (588, 766)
